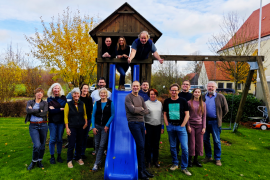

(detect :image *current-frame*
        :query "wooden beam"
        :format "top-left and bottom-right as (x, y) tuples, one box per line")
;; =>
(233, 70), (255, 132)
(118, 11), (135, 14)
(159, 55), (263, 62)
(98, 37), (102, 58)
(96, 58), (153, 64)
(96, 32), (156, 37)
(257, 56), (270, 122)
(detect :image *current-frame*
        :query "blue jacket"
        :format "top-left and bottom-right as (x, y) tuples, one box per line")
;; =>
(138, 90), (149, 102)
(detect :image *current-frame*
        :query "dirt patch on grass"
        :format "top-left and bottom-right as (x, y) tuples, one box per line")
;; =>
(240, 121), (256, 128)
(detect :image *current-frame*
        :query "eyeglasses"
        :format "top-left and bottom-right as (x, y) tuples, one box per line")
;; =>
(183, 84), (190, 85)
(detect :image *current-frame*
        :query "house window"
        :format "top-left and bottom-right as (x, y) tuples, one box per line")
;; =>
(227, 83), (233, 89)
(237, 84), (241, 90)
(218, 83), (224, 88)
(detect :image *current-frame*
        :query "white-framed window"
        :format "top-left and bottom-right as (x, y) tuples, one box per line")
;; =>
(218, 83), (224, 88)
(237, 84), (241, 90)
(227, 83), (233, 89)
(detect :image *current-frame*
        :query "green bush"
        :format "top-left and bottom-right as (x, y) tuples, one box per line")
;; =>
(14, 84), (26, 96)
(0, 100), (27, 117)
(223, 93), (263, 122)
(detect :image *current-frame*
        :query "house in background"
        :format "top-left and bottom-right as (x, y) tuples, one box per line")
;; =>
(198, 61), (256, 93)
(217, 3), (270, 99)
(183, 73), (199, 85)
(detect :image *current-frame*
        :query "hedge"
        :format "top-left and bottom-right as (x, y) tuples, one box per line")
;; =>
(0, 101), (27, 117)
(223, 93), (263, 122)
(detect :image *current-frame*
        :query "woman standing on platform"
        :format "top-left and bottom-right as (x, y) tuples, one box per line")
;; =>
(144, 88), (164, 168)
(25, 88), (48, 170)
(91, 88), (115, 171)
(187, 88), (206, 167)
(115, 36), (130, 90)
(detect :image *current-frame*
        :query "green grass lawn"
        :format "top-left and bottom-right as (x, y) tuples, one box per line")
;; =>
(1, 118), (270, 180)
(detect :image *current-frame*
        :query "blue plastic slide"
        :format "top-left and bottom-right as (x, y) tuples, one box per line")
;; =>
(104, 65), (140, 180)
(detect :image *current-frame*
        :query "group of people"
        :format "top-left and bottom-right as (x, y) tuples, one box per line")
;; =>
(25, 78), (114, 171)
(101, 31), (164, 89)
(124, 80), (228, 179)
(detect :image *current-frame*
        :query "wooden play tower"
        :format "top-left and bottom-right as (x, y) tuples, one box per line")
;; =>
(89, 2), (270, 131)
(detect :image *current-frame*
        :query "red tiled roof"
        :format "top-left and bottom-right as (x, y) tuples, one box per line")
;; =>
(219, 3), (270, 51)
(204, 61), (231, 81)
(184, 73), (197, 80)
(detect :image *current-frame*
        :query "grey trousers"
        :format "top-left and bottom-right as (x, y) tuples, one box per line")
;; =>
(94, 124), (109, 165)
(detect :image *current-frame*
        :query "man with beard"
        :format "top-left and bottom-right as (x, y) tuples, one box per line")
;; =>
(176, 80), (192, 156)
(91, 77), (112, 104)
(138, 80), (150, 101)
(202, 81), (228, 166)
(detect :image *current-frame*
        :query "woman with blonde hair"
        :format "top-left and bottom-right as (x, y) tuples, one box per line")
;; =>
(115, 36), (130, 90)
(47, 83), (67, 164)
(91, 88), (115, 171)
(187, 88), (206, 167)
(25, 88), (48, 170)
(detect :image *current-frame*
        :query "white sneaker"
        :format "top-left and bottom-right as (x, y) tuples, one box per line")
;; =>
(92, 164), (98, 171)
(67, 161), (73, 168)
(182, 169), (192, 176)
(170, 164), (178, 171)
(76, 159), (84, 165)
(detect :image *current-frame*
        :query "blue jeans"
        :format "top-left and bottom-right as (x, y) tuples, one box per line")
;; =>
(167, 123), (188, 170)
(29, 123), (48, 162)
(48, 123), (65, 155)
(94, 124), (109, 165)
(67, 127), (84, 162)
(75, 119), (91, 156)
(203, 120), (221, 160)
(128, 121), (145, 173)
(116, 63), (129, 85)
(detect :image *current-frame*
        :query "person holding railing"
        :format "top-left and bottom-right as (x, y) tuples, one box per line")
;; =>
(115, 36), (130, 90)
(128, 31), (164, 64)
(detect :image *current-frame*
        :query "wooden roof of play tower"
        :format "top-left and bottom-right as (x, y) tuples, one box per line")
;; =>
(89, 2), (162, 43)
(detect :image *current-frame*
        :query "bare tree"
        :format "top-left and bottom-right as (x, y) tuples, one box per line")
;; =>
(207, 11), (265, 91)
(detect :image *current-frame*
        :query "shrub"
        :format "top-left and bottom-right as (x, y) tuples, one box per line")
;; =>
(14, 84), (27, 96)
(0, 101), (27, 117)
(223, 93), (263, 122)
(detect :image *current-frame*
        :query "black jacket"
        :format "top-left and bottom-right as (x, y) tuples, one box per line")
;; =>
(25, 99), (48, 124)
(95, 99), (112, 126)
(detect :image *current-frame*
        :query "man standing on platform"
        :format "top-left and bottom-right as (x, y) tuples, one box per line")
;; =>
(128, 31), (164, 64)
(125, 81), (153, 180)
(163, 83), (191, 176)
(138, 80), (150, 101)
(202, 81), (228, 166)
(176, 80), (192, 156)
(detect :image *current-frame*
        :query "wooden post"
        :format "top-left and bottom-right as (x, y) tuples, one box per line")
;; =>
(257, 56), (270, 120)
(97, 37), (103, 84)
(233, 70), (255, 132)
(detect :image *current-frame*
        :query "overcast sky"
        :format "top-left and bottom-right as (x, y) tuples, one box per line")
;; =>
(1, 0), (270, 61)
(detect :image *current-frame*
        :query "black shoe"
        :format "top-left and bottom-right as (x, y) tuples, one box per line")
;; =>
(154, 162), (160, 168)
(144, 170), (154, 178)
(37, 161), (44, 168)
(188, 160), (193, 167)
(194, 161), (203, 167)
(27, 161), (36, 170)
(138, 172), (149, 180)
(50, 157), (56, 164)
(57, 156), (63, 163)
(81, 155), (87, 160)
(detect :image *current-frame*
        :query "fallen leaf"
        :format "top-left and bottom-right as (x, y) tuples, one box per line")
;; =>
(113, 156), (116, 159)
(240, 174), (244, 176)
(42, 168), (44, 170)
(5, 143), (7, 146)
(8, 155), (10, 157)
(205, 174), (208, 176)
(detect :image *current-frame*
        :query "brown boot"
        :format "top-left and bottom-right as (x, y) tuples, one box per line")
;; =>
(201, 157), (213, 163)
(216, 160), (222, 166)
